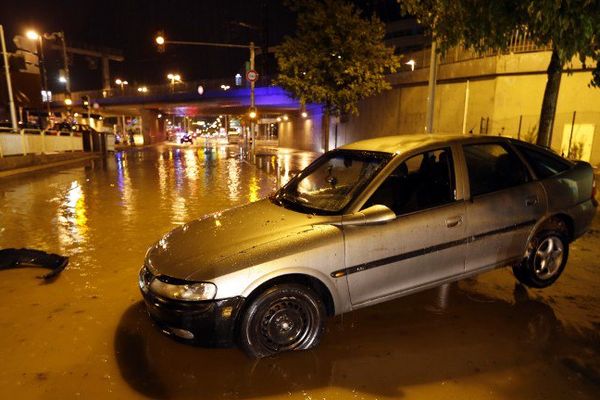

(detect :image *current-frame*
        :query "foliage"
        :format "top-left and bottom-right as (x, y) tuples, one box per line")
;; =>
(400, 0), (600, 86)
(275, 0), (401, 115)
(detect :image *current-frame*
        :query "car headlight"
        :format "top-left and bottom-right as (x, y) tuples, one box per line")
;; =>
(149, 278), (217, 302)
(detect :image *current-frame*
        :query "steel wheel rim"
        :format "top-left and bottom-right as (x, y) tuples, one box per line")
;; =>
(259, 297), (313, 352)
(533, 236), (564, 279)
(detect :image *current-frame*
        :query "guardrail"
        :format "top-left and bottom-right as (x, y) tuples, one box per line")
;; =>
(52, 76), (275, 104)
(0, 127), (83, 157)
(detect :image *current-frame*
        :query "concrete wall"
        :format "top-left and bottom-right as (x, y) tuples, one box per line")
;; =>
(278, 106), (324, 152)
(0, 131), (83, 157)
(140, 110), (166, 145)
(281, 50), (600, 165)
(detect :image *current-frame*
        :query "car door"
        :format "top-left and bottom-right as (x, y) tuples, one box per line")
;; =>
(342, 147), (467, 308)
(461, 142), (546, 272)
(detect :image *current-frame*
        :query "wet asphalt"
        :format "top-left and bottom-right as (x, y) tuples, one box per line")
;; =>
(0, 142), (599, 399)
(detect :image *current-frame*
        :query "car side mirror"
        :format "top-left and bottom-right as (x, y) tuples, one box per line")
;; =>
(339, 204), (396, 226)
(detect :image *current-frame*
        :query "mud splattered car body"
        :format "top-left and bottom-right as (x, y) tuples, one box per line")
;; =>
(140, 134), (596, 357)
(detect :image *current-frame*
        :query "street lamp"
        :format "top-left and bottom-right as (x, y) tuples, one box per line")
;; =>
(167, 73), (181, 92)
(137, 86), (148, 93)
(26, 29), (52, 122)
(115, 78), (128, 92)
(26, 29), (71, 106)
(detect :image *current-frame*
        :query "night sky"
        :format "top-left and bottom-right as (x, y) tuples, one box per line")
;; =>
(0, 0), (402, 92)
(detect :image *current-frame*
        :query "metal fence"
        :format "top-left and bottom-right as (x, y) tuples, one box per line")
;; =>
(52, 76), (275, 105)
(470, 111), (600, 164)
(406, 31), (551, 70)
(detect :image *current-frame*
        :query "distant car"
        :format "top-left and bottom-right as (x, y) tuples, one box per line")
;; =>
(139, 134), (597, 358)
(180, 134), (193, 144)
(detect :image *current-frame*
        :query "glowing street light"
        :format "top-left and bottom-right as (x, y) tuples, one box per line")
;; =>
(115, 78), (128, 92)
(406, 59), (416, 71)
(283, 114), (289, 121)
(64, 98), (72, 106)
(155, 35), (165, 45)
(301, 111), (308, 118)
(276, 117), (282, 122)
(25, 30), (40, 41)
(137, 86), (148, 93)
(167, 73), (182, 92)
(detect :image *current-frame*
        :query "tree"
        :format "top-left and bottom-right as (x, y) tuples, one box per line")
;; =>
(401, 0), (600, 147)
(275, 0), (401, 150)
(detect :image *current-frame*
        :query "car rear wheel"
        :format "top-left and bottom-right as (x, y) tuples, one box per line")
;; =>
(238, 284), (325, 358)
(513, 220), (569, 288)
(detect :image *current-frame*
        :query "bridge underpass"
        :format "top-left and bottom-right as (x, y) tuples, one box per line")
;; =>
(51, 81), (312, 146)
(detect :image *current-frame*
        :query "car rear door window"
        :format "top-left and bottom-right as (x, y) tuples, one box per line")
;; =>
(513, 144), (571, 179)
(364, 148), (456, 215)
(463, 143), (530, 197)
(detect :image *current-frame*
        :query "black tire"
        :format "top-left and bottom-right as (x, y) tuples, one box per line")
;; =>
(238, 284), (326, 358)
(513, 220), (569, 288)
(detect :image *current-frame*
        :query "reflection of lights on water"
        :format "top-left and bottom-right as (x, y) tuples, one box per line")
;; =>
(249, 176), (259, 203)
(227, 158), (241, 201)
(57, 181), (88, 251)
(171, 194), (188, 225)
(116, 152), (134, 223)
(158, 153), (168, 202)
(184, 149), (199, 181)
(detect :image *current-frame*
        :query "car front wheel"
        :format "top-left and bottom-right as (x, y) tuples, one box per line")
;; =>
(238, 284), (325, 358)
(513, 220), (569, 288)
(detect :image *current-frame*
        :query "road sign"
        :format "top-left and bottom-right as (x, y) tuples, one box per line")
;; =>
(246, 69), (259, 83)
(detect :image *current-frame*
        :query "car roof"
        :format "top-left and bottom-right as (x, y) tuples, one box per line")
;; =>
(339, 133), (494, 154)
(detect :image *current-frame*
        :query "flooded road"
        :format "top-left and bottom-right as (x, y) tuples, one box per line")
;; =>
(0, 144), (599, 399)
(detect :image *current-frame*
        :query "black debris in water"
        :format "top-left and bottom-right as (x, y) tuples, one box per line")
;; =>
(0, 248), (68, 280)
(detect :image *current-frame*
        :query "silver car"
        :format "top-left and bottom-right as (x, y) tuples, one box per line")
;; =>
(139, 134), (597, 358)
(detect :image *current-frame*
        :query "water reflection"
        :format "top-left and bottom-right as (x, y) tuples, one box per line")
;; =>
(115, 283), (576, 400)
(55, 180), (88, 253)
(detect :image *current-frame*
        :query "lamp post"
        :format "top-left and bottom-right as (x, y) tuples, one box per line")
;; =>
(26, 30), (52, 125)
(115, 78), (128, 93)
(166, 73), (181, 92)
(0, 25), (18, 131)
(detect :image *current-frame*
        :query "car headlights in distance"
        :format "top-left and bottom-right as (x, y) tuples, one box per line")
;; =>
(150, 278), (217, 301)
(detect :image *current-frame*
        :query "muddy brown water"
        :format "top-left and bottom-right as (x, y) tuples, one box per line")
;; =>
(0, 144), (599, 399)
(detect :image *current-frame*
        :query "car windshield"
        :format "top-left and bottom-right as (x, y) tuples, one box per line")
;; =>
(273, 150), (391, 215)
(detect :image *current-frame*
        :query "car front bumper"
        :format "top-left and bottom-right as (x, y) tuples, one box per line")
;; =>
(141, 288), (245, 347)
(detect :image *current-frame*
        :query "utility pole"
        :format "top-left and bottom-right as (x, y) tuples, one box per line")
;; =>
(0, 25), (18, 131)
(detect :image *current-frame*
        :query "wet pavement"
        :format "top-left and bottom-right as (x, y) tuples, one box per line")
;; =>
(0, 143), (599, 399)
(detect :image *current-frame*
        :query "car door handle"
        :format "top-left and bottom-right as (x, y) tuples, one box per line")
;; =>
(445, 215), (463, 228)
(525, 196), (539, 207)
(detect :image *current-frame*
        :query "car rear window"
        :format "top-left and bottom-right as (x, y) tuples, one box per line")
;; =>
(463, 143), (530, 197)
(513, 144), (572, 179)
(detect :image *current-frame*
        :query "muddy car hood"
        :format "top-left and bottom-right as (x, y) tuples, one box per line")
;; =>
(145, 198), (336, 280)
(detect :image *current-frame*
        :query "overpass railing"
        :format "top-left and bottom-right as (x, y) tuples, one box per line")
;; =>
(53, 75), (274, 104)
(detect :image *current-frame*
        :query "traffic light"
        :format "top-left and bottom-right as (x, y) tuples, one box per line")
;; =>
(82, 95), (90, 110)
(155, 31), (166, 53)
(248, 107), (257, 120)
